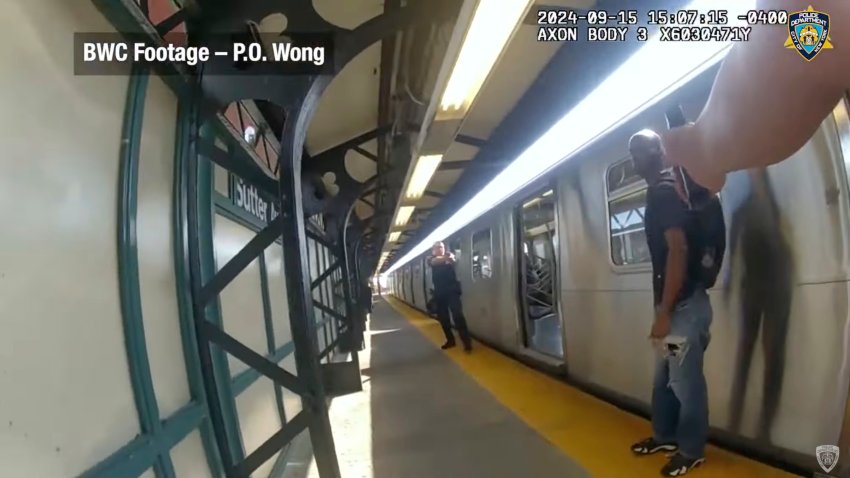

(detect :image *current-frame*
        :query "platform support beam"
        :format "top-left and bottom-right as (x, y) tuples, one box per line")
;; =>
(94, 0), (457, 475)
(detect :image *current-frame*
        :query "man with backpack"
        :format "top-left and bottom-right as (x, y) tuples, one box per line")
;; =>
(627, 129), (726, 477)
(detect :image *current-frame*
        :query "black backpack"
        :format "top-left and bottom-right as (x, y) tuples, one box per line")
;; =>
(669, 167), (727, 289)
(662, 105), (726, 287)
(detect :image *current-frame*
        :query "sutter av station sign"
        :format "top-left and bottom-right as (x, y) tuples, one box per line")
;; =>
(227, 175), (279, 224)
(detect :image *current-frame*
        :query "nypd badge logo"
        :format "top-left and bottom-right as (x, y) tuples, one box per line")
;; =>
(785, 6), (834, 61)
(816, 444), (839, 474)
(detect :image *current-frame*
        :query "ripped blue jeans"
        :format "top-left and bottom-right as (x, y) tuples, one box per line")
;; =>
(652, 288), (712, 459)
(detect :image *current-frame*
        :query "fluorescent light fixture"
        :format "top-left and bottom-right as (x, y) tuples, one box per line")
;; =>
(394, 206), (415, 227)
(439, 0), (532, 114)
(388, 231), (401, 242)
(405, 155), (443, 200)
(387, 0), (753, 274)
(377, 251), (390, 271)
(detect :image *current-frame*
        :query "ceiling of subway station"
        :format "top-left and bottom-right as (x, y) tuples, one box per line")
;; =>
(375, 0), (599, 269)
(117, 0), (698, 274)
(375, 0), (694, 272)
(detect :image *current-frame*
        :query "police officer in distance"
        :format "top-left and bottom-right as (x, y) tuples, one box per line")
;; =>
(428, 241), (473, 352)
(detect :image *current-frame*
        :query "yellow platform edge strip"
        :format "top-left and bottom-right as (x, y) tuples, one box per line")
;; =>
(385, 297), (800, 478)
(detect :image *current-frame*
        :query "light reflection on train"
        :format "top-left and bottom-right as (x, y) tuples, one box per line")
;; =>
(386, 68), (850, 473)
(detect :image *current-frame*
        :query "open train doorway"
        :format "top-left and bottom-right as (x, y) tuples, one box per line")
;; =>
(423, 256), (435, 316)
(516, 187), (564, 359)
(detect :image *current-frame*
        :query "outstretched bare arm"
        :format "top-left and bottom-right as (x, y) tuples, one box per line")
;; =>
(663, 0), (849, 192)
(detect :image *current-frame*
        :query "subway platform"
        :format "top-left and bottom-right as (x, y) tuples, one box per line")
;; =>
(296, 298), (800, 478)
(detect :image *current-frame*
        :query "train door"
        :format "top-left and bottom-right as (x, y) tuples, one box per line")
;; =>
(401, 268), (406, 300)
(516, 187), (564, 358)
(402, 266), (407, 302)
(411, 259), (420, 308)
(422, 256), (432, 312)
(404, 264), (413, 305)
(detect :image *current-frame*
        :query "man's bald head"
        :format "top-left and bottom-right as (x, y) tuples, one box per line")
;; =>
(629, 129), (664, 181)
(629, 129), (661, 152)
(432, 241), (445, 256)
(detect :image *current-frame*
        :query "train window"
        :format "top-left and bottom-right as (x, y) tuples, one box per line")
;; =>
(471, 229), (493, 280)
(606, 158), (643, 194)
(449, 237), (462, 259)
(606, 158), (651, 268)
(608, 189), (650, 266)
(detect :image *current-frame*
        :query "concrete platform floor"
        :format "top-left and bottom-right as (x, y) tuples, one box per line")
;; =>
(300, 299), (589, 478)
(293, 298), (801, 478)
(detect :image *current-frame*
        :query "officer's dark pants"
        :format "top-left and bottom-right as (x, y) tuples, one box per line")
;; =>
(435, 292), (471, 346)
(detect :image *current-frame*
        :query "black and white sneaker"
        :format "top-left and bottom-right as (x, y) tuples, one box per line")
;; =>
(631, 437), (678, 456)
(660, 453), (704, 476)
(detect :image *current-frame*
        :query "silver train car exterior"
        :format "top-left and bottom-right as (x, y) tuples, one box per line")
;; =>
(387, 67), (850, 473)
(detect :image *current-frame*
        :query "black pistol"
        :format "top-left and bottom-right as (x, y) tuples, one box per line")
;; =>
(665, 104), (688, 129)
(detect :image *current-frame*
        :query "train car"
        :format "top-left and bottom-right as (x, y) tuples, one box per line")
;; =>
(389, 65), (850, 471)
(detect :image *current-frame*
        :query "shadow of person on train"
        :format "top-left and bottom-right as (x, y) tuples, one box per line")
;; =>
(724, 168), (794, 443)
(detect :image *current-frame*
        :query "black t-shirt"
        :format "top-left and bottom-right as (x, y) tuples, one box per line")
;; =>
(644, 173), (699, 306)
(429, 256), (460, 297)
